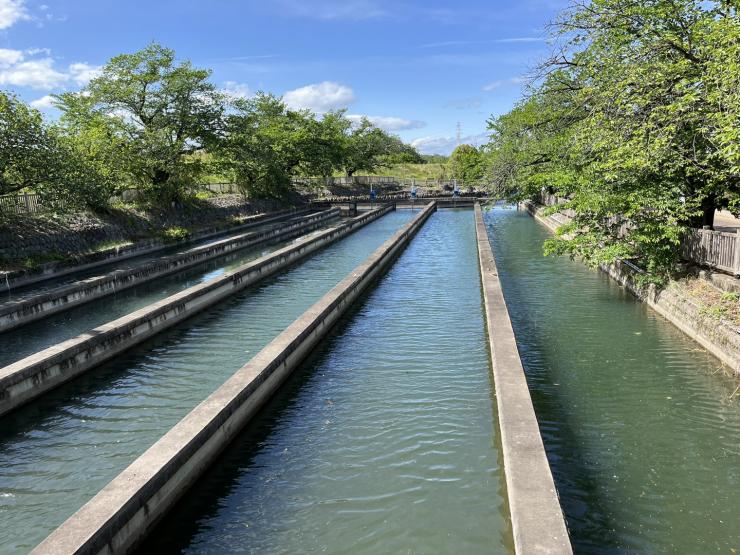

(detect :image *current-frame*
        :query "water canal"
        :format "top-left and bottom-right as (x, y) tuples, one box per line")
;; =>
(2, 204), (738, 554)
(142, 208), (510, 554)
(485, 204), (740, 553)
(0, 210), (412, 554)
(0, 217), (341, 368)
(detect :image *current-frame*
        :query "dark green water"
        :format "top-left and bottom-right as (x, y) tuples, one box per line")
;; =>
(142, 208), (510, 554)
(485, 205), (740, 554)
(0, 210), (412, 554)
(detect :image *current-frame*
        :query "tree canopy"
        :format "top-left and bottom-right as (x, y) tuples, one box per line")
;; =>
(0, 43), (423, 211)
(484, 0), (740, 280)
(448, 144), (484, 183)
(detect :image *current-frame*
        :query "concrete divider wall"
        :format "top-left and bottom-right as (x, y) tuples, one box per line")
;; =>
(0, 205), (394, 417)
(474, 203), (572, 554)
(2, 206), (326, 292)
(32, 202), (437, 555)
(0, 208), (339, 333)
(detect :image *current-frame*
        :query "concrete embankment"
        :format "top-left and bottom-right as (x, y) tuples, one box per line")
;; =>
(474, 203), (572, 554)
(31, 202), (436, 555)
(521, 201), (740, 375)
(0, 205), (393, 417)
(0, 208), (338, 333)
(1, 205), (321, 292)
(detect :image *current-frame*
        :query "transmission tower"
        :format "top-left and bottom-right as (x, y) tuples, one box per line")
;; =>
(456, 122), (462, 146)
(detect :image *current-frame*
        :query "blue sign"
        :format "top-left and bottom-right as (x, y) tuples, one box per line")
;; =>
(370, 189), (377, 200)
(411, 189), (417, 199)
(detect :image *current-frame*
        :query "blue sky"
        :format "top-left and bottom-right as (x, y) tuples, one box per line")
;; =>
(0, 0), (568, 154)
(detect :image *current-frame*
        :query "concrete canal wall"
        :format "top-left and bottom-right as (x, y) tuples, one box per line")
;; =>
(0, 208), (338, 333)
(1, 206), (321, 292)
(521, 201), (740, 375)
(31, 202), (437, 555)
(0, 205), (393, 417)
(474, 203), (572, 554)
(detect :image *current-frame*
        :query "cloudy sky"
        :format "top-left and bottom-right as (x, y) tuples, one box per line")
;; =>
(0, 0), (568, 155)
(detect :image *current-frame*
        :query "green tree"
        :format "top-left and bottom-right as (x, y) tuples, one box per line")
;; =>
(0, 91), (60, 197)
(56, 43), (224, 205)
(484, 0), (740, 280)
(341, 118), (407, 177)
(220, 93), (326, 199)
(448, 144), (484, 183)
(0, 91), (111, 210)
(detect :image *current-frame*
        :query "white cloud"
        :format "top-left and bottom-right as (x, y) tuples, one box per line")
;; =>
(347, 114), (425, 131)
(0, 48), (24, 68)
(411, 132), (489, 155)
(482, 77), (526, 91)
(0, 50), (101, 89)
(283, 81), (356, 112)
(221, 81), (251, 100)
(0, 57), (67, 88)
(0, 0), (27, 29)
(68, 62), (101, 85)
(275, 0), (386, 21)
(30, 94), (55, 109)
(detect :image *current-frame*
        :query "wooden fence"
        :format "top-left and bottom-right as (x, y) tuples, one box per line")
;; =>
(0, 192), (44, 215)
(538, 192), (740, 275)
(682, 229), (740, 275)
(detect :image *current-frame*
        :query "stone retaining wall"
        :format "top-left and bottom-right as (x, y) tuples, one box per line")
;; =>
(0, 195), (284, 264)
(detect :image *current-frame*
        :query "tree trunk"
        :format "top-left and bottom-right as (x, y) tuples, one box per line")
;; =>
(701, 194), (716, 229)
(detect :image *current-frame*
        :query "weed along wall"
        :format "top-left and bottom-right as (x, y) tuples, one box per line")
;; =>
(32, 202), (436, 555)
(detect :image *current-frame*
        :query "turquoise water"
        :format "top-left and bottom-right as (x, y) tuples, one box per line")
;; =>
(0, 215), (339, 367)
(485, 204), (740, 553)
(143, 209), (510, 554)
(0, 210), (412, 554)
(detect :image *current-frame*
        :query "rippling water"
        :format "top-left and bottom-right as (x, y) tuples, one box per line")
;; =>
(485, 205), (740, 553)
(0, 217), (340, 368)
(0, 210), (411, 554)
(142, 208), (510, 554)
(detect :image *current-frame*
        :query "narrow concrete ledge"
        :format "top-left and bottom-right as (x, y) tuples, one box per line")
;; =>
(0, 205), (393, 417)
(0, 208), (338, 333)
(31, 202), (436, 555)
(474, 203), (572, 554)
(521, 201), (740, 376)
